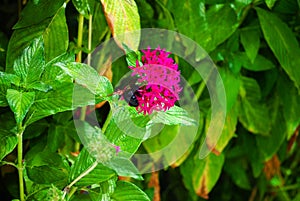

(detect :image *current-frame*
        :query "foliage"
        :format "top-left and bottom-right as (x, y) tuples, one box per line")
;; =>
(0, 0), (300, 201)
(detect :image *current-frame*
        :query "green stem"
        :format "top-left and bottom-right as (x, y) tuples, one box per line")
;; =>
(62, 161), (98, 200)
(0, 161), (18, 169)
(17, 0), (22, 19)
(67, 186), (78, 199)
(76, 14), (84, 62)
(195, 80), (206, 100)
(87, 15), (93, 66)
(17, 125), (25, 201)
(75, 14), (85, 152)
(271, 184), (300, 192)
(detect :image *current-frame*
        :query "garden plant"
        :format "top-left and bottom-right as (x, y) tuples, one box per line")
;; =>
(0, 0), (300, 201)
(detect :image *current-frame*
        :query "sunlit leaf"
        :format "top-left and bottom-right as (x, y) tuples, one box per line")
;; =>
(13, 37), (45, 87)
(55, 62), (113, 97)
(111, 181), (151, 201)
(26, 185), (63, 201)
(218, 67), (240, 111)
(6, 89), (35, 124)
(101, 0), (141, 51)
(69, 148), (116, 187)
(14, 0), (65, 29)
(214, 105), (238, 153)
(181, 152), (225, 199)
(265, 0), (277, 9)
(104, 114), (144, 156)
(43, 6), (68, 62)
(72, 0), (92, 18)
(107, 157), (143, 180)
(26, 83), (75, 125)
(6, 3), (68, 71)
(172, 3), (238, 53)
(147, 106), (197, 126)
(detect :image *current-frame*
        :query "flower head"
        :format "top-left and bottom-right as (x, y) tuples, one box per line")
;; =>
(129, 47), (181, 114)
(87, 128), (121, 163)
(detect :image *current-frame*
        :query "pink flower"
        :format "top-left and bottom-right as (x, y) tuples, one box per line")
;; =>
(129, 47), (181, 115)
(113, 145), (121, 154)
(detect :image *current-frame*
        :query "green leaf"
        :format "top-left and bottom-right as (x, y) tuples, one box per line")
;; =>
(147, 106), (198, 126)
(105, 113), (144, 156)
(55, 62), (113, 96)
(13, 0), (65, 29)
(171, 2), (238, 53)
(6, 3), (68, 71)
(240, 28), (260, 63)
(23, 119), (48, 139)
(224, 158), (252, 190)
(26, 150), (69, 186)
(6, 89), (35, 124)
(47, 125), (67, 152)
(256, 106), (286, 161)
(100, 0), (141, 51)
(26, 185), (63, 201)
(265, 0), (277, 9)
(26, 81), (52, 92)
(169, 0), (207, 55)
(41, 52), (74, 86)
(193, 153), (224, 198)
(181, 152), (225, 199)
(143, 125), (179, 166)
(238, 52), (275, 71)
(218, 67), (240, 111)
(111, 181), (151, 201)
(241, 132), (264, 178)
(214, 105), (238, 153)
(0, 72), (19, 106)
(238, 77), (271, 135)
(123, 43), (142, 67)
(256, 7), (300, 89)
(26, 83), (76, 125)
(107, 157), (143, 180)
(6, 25), (46, 72)
(69, 148), (116, 187)
(43, 5), (69, 62)
(205, 5), (239, 52)
(13, 37), (45, 87)
(278, 75), (300, 139)
(72, 0), (94, 18)
(0, 129), (18, 161)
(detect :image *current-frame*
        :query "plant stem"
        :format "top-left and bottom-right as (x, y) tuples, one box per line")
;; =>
(87, 15), (93, 66)
(17, 125), (25, 201)
(62, 161), (98, 200)
(195, 80), (206, 100)
(0, 161), (18, 169)
(75, 13), (85, 152)
(76, 14), (84, 62)
(17, 0), (22, 19)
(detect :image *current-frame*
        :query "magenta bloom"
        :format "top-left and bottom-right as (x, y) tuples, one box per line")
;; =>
(129, 47), (181, 114)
